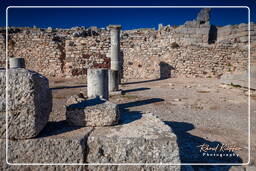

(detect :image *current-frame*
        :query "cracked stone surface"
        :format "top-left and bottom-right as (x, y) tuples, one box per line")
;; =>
(87, 113), (180, 170)
(66, 97), (119, 127)
(0, 68), (52, 139)
(1, 121), (93, 165)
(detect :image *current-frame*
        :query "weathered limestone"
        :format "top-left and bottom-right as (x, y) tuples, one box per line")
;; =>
(87, 113), (180, 170)
(1, 112), (180, 170)
(87, 69), (109, 100)
(9, 57), (25, 68)
(220, 67), (256, 89)
(0, 68), (52, 139)
(66, 97), (119, 127)
(2, 123), (93, 164)
(108, 70), (119, 92)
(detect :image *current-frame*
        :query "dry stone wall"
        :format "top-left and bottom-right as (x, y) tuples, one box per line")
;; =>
(0, 9), (254, 80)
(0, 33), (5, 67)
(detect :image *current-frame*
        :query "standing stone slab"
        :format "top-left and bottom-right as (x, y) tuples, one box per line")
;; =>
(66, 98), (119, 127)
(87, 69), (109, 100)
(0, 68), (52, 139)
(87, 113), (180, 170)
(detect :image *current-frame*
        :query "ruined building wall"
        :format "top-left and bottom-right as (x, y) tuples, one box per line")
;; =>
(121, 28), (249, 80)
(0, 34), (5, 67)
(64, 32), (110, 78)
(7, 28), (65, 77)
(0, 20), (254, 80)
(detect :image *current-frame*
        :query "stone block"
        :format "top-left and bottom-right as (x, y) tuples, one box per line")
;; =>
(0, 68), (52, 139)
(220, 69), (256, 89)
(86, 113), (180, 169)
(66, 98), (119, 127)
(2, 121), (93, 164)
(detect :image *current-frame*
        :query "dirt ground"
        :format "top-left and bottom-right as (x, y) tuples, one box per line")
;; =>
(49, 77), (256, 170)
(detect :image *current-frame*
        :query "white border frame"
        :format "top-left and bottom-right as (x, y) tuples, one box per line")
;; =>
(5, 6), (251, 166)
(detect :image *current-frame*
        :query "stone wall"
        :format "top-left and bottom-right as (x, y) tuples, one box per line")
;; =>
(0, 33), (5, 67)
(0, 9), (254, 80)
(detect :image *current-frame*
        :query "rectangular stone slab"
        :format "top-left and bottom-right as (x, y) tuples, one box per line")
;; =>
(3, 121), (93, 164)
(86, 113), (180, 170)
(220, 69), (256, 90)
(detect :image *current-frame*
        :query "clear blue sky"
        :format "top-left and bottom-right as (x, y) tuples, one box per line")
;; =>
(0, 0), (255, 30)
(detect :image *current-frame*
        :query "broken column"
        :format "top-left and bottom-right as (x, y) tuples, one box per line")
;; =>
(108, 25), (122, 92)
(87, 68), (109, 100)
(9, 57), (25, 69)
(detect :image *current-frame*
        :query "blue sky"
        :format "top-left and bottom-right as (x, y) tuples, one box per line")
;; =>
(6, 8), (249, 30)
(0, 0), (255, 30)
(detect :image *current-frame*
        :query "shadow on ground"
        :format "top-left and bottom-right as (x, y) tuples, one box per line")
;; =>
(122, 87), (150, 94)
(50, 84), (86, 90)
(123, 79), (161, 85)
(164, 121), (243, 170)
(118, 98), (164, 125)
(38, 120), (82, 137)
(118, 98), (164, 109)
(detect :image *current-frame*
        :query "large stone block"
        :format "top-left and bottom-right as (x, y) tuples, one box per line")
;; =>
(0, 68), (52, 139)
(66, 98), (119, 127)
(2, 121), (93, 164)
(87, 113), (180, 170)
(220, 68), (256, 89)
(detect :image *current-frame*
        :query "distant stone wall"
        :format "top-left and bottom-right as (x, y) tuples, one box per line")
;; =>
(121, 29), (248, 80)
(6, 28), (65, 77)
(0, 8), (254, 80)
(0, 34), (5, 67)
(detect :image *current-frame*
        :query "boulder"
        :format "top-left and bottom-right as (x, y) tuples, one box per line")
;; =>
(87, 113), (180, 170)
(66, 97), (119, 127)
(0, 68), (52, 139)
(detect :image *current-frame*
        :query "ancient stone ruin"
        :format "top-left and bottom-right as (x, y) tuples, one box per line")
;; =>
(0, 8), (255, 170)
(0, 8), (254, 80)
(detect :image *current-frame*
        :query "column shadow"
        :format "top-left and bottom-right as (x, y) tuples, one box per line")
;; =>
(50, 85), (86, 90)
(164, 121), (243, 170)
(122, 87), (150, 94)
(159, 61), (175, 79)
(118, 98), (164, 125)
